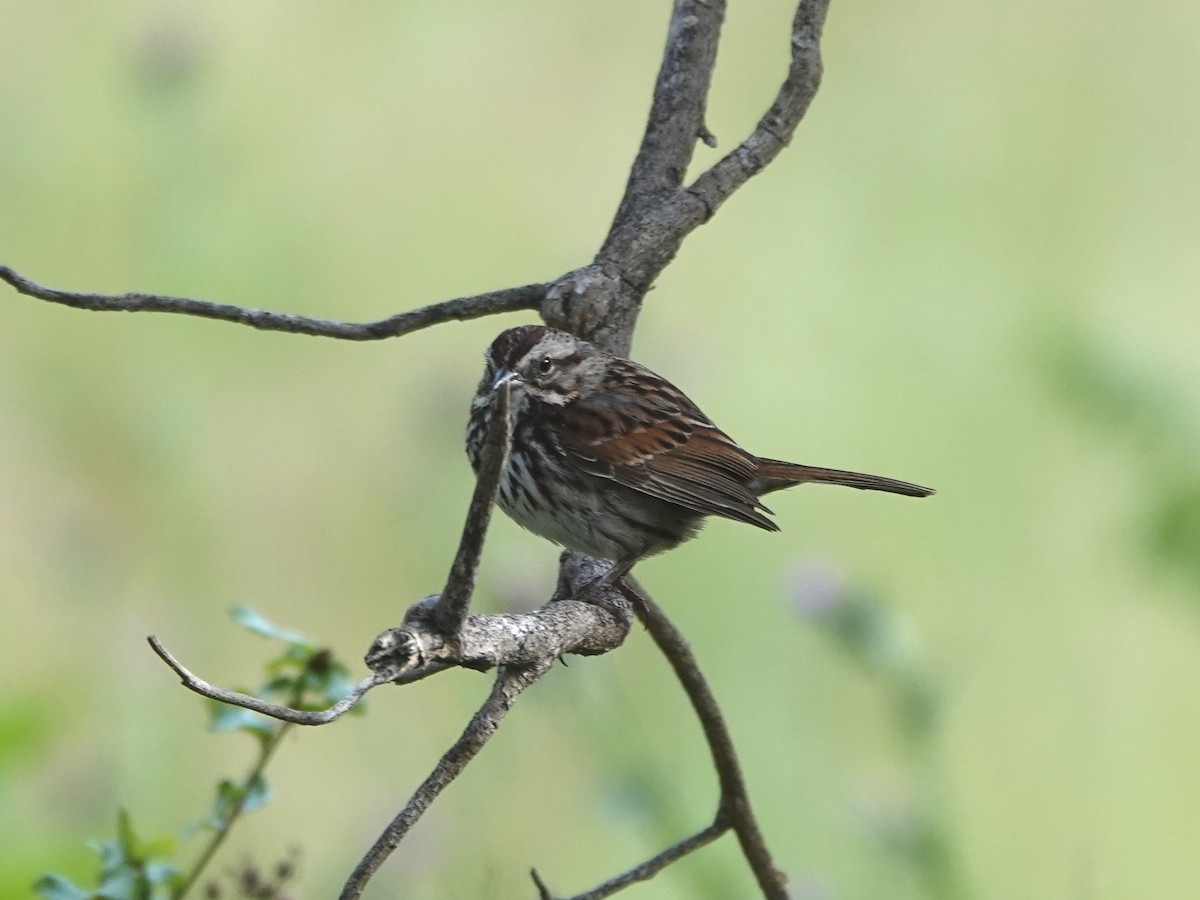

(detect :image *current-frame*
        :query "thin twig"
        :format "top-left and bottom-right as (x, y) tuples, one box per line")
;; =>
(148, 635), (382, 724)
(522, 581), (786, 900)
(685, 0), (830, 219)
(339, 663), (551, 900)
(536, 820), (728, 900)
(0, 264), (544, 340)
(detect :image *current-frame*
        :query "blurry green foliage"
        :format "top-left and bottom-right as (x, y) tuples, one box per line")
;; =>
(34, 609), (355, 900)
(1037, 329), (1193, 457)
(34, 810), (181, 900)
(0, 700), (54, 770)
(226, 605), (360, 716)
(791, 560), (967, 900)
(1039, 330), (1200, 594)
(1150, 481), (1200, 586)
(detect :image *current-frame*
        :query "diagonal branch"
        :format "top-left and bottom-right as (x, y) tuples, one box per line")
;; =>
(606, 0), (727, 231)
(433, 378), (512, 634)
(629, 581), (789, 899)
(685, 0), (830, 218)
(593, 0), (830, 296)
(340, 662), (552, 900)
(0, 264), (543, 340)
(524, 579), (788, 900)
(533, 821), (727, 900)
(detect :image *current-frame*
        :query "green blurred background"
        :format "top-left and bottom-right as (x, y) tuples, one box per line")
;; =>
(3, 0), (1199, 897)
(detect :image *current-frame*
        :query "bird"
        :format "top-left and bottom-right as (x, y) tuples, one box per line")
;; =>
(466, 325), (932, 588)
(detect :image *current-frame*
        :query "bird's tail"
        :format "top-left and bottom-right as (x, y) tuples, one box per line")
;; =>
(754, 458), (934, 498)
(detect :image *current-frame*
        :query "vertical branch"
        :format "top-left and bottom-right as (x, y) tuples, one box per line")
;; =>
(606, 0), (727, 230)
(433, 380), (512, 635)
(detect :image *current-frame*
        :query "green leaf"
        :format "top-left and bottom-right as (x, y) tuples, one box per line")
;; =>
(33, 875), (92, 900)
(88, 839), (119, 876)
(240, 773), (272, 814)
(229, 606), (315, 650)
(261, 674), (300, 696)
(264, 644), (318, 679)
(94, 865), (138, 900)
(211, 779), (243, 827)
(38, 813), (178, 900)
(313, 665), (359, 710)
(115, 809), (138, 860)
(210, 774), (272, 829)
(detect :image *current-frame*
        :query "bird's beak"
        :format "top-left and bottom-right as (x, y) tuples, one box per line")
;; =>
(490, 365), (518, 392)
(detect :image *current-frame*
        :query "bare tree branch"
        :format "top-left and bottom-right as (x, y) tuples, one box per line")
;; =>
(340, 662), (553, 900)
(367, 553), (632, 677)
(148, 635), (384, 725)
(3, 0), (827, 358)
(148, 572), (631, 726)
(629, 582), (789, 898)
(0, 264), (543, 340)
(552, 0), (831, 358)
(526, 579), (789, 899)
(607, 0), (726, 228)
(533, 820), (727, 900)
(686, 0), (830, 219)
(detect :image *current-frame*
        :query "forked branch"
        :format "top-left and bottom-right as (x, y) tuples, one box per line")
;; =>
(610, 0), (726, 225)
(528, 580), (787, 900)
(8, 0), (836, 896)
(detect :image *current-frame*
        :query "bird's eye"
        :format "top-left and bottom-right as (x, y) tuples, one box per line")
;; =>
(538, 356), (553, 375)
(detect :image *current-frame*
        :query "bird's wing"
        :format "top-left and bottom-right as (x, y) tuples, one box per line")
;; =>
(555, 361), (777, 531)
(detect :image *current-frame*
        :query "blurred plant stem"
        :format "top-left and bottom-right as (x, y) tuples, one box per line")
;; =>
(791, 561), (971, 900)
(35, 608), (358, 900)
(174, 693), (299, 899)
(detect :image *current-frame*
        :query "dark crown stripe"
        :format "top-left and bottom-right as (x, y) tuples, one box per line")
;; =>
(490, 325), (549, 368)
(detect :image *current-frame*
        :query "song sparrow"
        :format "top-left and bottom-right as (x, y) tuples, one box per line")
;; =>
(466, 325), (932, 586)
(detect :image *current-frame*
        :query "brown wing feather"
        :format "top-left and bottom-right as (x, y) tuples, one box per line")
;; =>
(557, 361), (777, 530)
